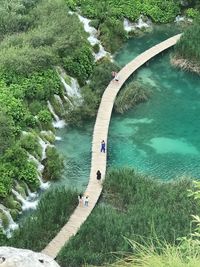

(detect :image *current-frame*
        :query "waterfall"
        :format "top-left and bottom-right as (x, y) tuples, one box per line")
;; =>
(124, 16), (151, 32)
(60, 76), (81, 98)
(72, 13), (110, 61)
(38, 136), (47, 160)
(12, 189), (38, 211)
(47, 101), (60, 121)
(63, 95), (74, 107)
(136, 15), (151, 29)
(174, 15), (186, 23)
(0, 204), (18, 237)
(37, 175), (50, 190)
(24, 183), (38, 199)
(47, 101), (66, 128)
(70, 78), (81, 98)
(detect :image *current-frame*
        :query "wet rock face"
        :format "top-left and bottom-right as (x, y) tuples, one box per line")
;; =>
(0, 247), (60, 267)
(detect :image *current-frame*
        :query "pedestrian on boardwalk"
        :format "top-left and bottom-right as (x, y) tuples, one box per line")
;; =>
(84, 195), (89, 207)
(112, 71), (119, 82)
(96, 170), (101, 182)
(78, 194), (83, 206)
(101, 140), (106, 153)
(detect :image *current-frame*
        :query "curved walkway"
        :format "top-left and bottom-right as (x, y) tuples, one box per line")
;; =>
(42, 34), (181, 258)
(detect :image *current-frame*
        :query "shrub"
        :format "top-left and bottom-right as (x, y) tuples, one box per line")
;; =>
(42, 147), (64, 181)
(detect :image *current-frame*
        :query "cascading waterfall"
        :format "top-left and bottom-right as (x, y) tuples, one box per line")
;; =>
(174, 15), (192, 23)
(124, 15), (152, 32)
(28, 153), (50, 190)
(12, 189), (38, 211)
(47, 101), (66, 128)
(63, 95), (74, 107)
(0, 204), (18, 238)
(59, 76), (81, 98)
(38, 136), (49, 161)
(69, 11), (109, 61)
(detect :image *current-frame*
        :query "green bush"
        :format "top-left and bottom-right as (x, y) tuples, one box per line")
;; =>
(42, 147), (64, 181)
(186, 8), (199, 19)
(20, 133), (42, 159)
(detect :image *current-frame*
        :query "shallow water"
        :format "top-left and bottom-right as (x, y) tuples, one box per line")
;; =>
(56, 23), (200, 185)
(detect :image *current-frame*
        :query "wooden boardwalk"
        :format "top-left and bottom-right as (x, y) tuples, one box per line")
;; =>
(42, 34), (181, 258)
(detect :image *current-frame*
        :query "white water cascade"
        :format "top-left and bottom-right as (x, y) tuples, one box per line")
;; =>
(12, 189), (38, 211)
(38, 136), (48, 160)
(47, 101), (66, 128)
(0, 204), (18, 237)
(124, 15), (152, 32)
(59, 76), (81, 98)
(69, 11), (109, 61)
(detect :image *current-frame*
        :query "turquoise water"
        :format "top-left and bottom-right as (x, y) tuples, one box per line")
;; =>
(55, 122), (93, 189)
(56, 24), (200, 185)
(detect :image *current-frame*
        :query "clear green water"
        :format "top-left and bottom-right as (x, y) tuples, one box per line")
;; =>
(56, 24), (200, 186)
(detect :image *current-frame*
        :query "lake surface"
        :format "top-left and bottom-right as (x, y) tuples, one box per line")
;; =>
(56, 23), (200, 186)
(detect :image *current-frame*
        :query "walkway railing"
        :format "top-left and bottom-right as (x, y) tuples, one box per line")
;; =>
(42, 34), (181, 258)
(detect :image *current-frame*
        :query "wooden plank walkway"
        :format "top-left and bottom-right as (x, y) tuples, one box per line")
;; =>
(42, 34), (181, 258)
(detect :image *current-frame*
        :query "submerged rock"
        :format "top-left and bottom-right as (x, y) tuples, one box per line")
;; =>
(0, 247), (60, 267)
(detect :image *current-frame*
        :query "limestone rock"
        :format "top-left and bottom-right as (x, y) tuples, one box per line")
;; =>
(0, 247), (60, 267)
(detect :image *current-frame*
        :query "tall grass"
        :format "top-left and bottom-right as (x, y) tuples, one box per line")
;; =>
(114, 82), (149, 114)
(109, 239), (200, 267)
(57, 168), (199, 267)
(6, 186), (78, 251)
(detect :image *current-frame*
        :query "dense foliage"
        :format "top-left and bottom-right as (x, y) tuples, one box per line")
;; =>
(4, 187), (78, 251)
(65, 0), (183, 52)
(0, 0), (95, 211)
(57, 168), (199, 266)
(175, 17), (200, 64)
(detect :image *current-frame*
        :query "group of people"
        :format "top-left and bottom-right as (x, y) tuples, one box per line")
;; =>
(78, 194), (89, 207)
(78, 140), (106, 207)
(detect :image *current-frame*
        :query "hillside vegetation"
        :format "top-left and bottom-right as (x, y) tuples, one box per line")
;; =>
(57, 169), (199, 267)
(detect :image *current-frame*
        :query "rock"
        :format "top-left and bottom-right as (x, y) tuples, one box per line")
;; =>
(0, 247), (60, 267)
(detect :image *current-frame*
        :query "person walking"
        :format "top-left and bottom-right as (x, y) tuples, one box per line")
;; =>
(96, 170), (101, 183)
(101, 140), (106, 153)
(112, 71), (119, 82)
(84, 195), (89, 207)
(78, 194), (83, 207)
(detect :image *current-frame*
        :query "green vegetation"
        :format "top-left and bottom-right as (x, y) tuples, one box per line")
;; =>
(0, 0), (96, 218)
(108, 240), (200, 267)
(43, 147), (64, 181)
(65, 0), (182, 52)
(115, 81), (150, 114)
(5, 187), (78, 251)
(57, 168), (198, 266)
(174, 17), (200, 69)
(67, 59), (119, 125)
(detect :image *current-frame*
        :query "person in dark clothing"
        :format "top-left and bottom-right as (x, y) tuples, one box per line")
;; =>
(101, 140), (106, 153)
(96, 170), (101, 182)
